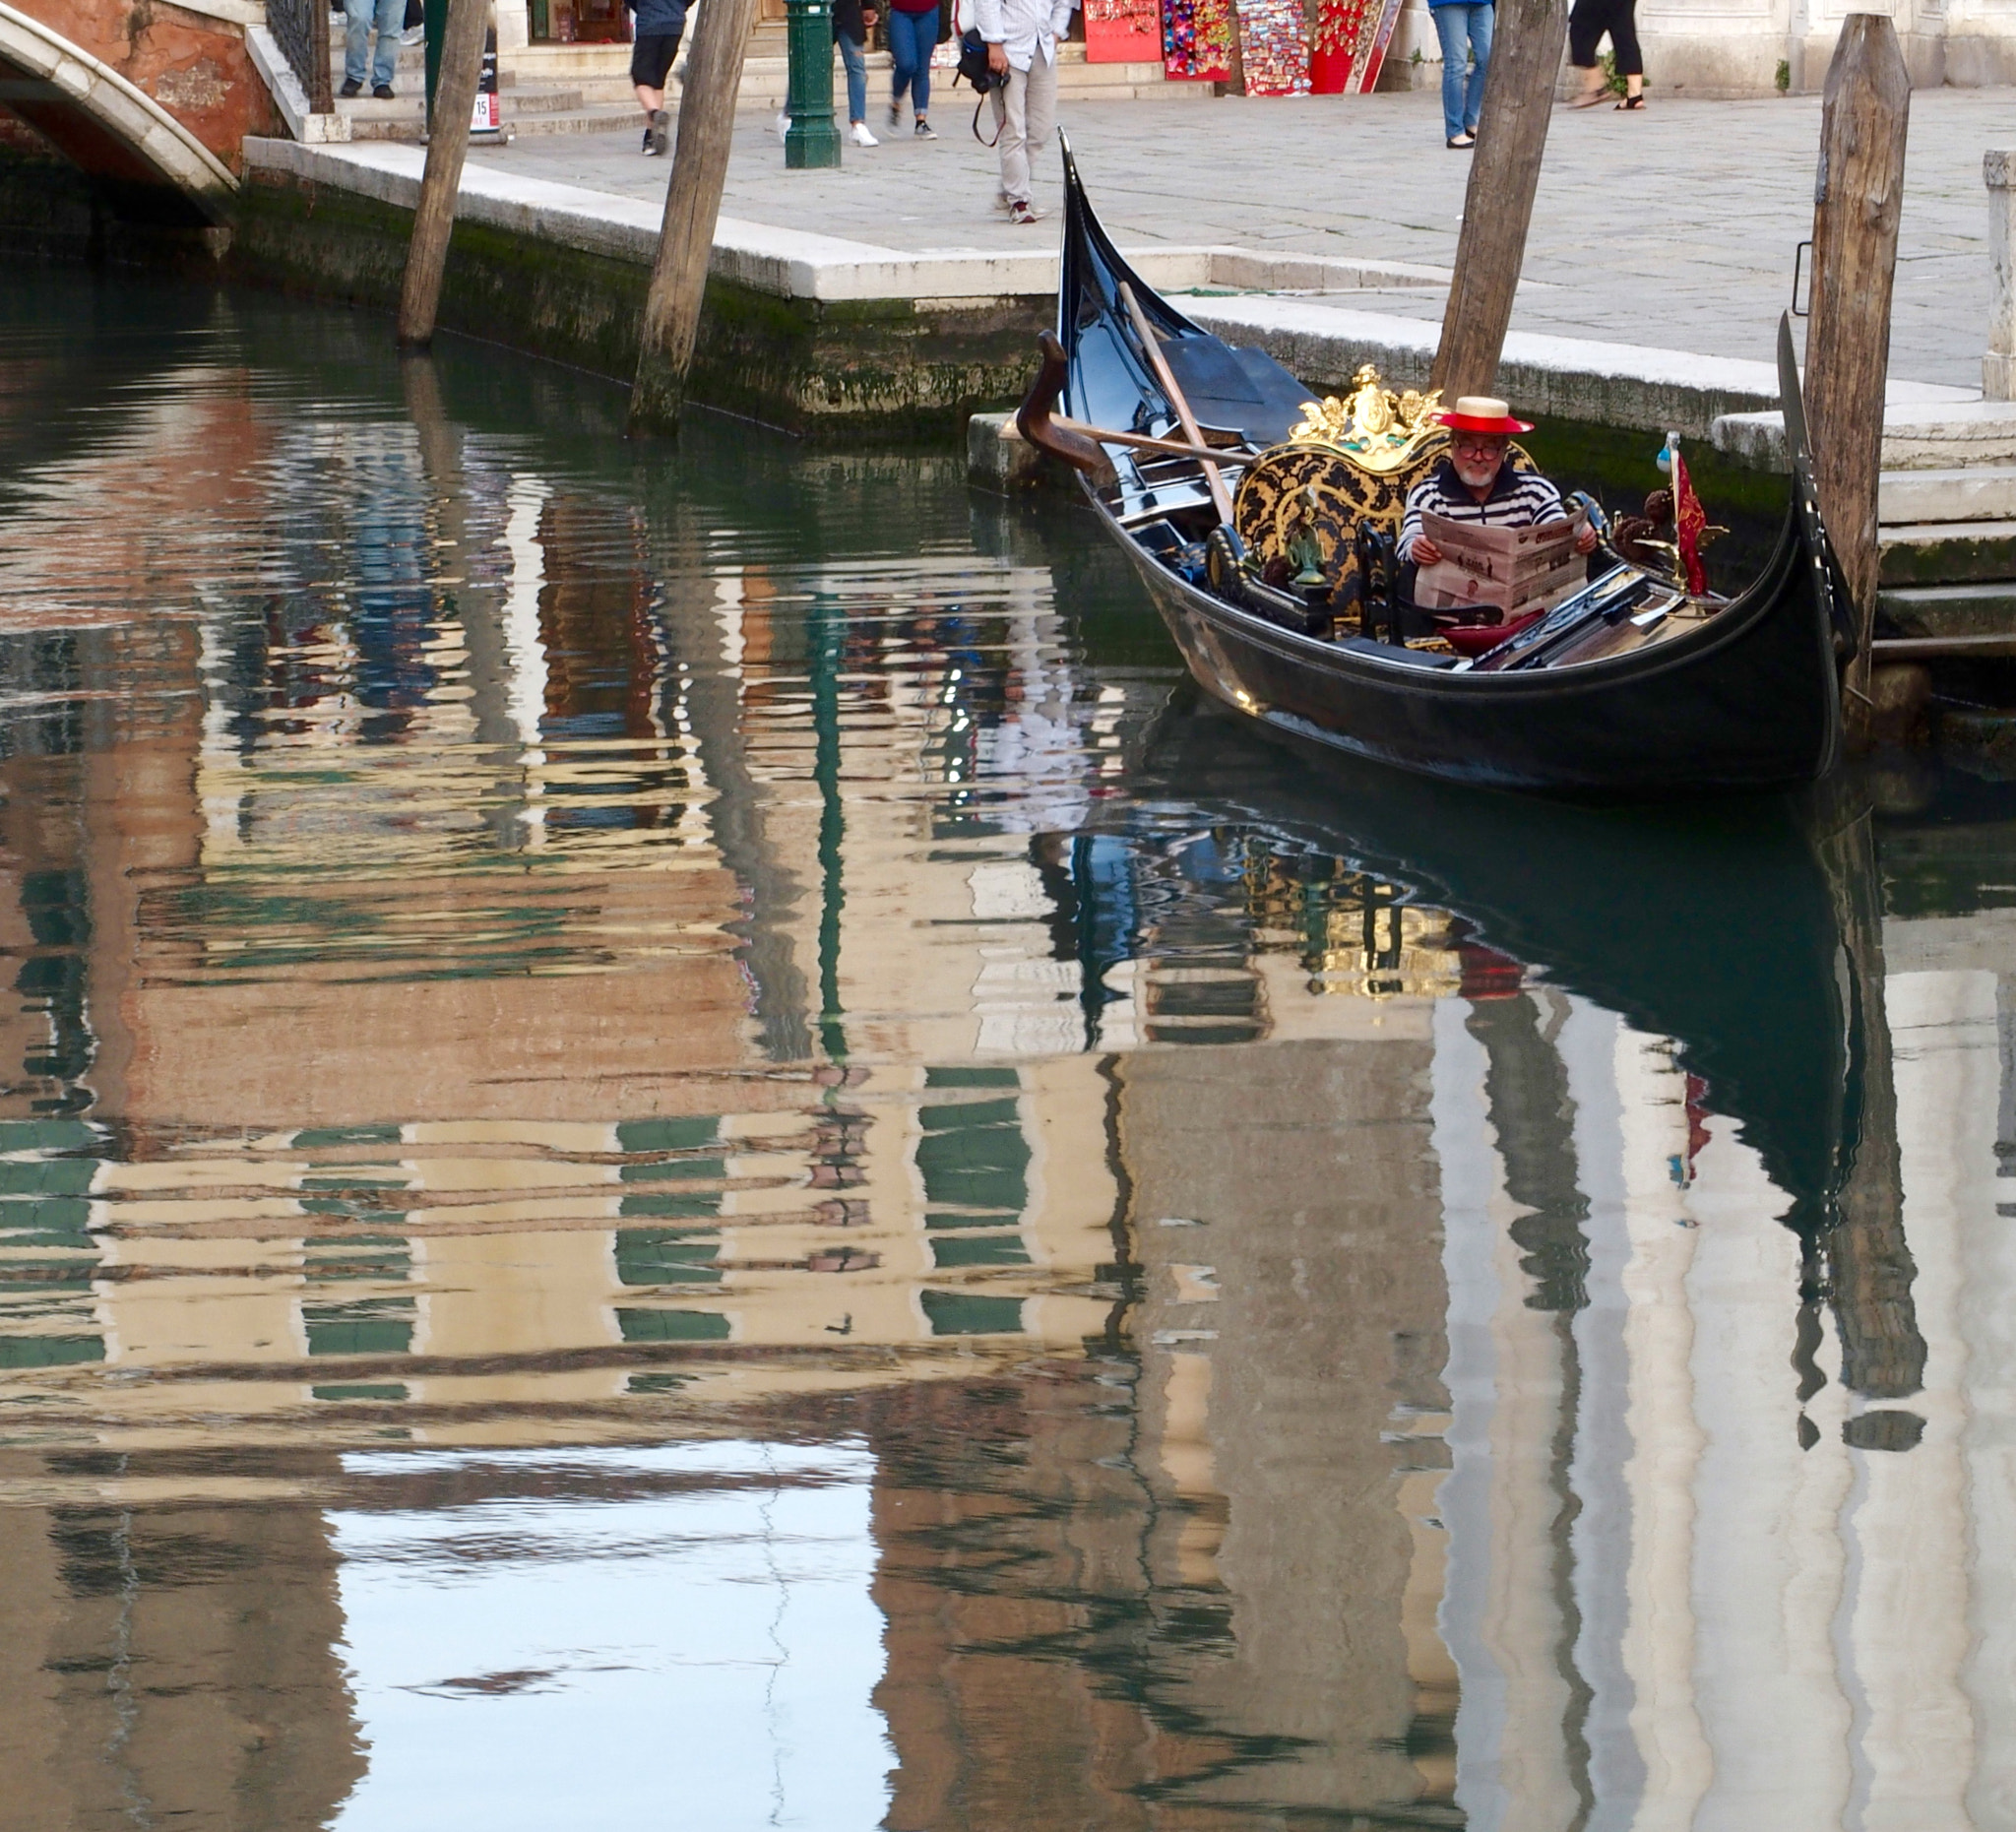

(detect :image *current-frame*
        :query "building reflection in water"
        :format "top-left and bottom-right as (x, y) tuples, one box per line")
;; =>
(0, 281), (2013, 1829)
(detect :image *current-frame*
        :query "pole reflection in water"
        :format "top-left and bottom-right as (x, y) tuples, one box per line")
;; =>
(1, 269), (2014, 1830)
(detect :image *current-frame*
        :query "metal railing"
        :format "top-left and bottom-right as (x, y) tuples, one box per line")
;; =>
(269, 0), (335, 112)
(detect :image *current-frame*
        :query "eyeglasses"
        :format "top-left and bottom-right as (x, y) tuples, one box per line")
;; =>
(1452, 437), (1506, 457)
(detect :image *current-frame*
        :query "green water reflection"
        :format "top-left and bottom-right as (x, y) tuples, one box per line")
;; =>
(3, 270), (2016, 1830)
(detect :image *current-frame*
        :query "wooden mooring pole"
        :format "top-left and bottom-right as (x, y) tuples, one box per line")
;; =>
(1804, 16), (1910, 744)
(395, 0), (491, 347)
(1430, 0), (1570, 400)
(629, 0), (765, 434)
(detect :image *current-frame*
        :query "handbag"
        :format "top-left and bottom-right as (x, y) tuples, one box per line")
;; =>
(954, 27), (999, 93)
(953, 27), (1004, 143)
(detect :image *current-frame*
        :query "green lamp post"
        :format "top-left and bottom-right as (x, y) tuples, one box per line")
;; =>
(783, 0), (843, 168)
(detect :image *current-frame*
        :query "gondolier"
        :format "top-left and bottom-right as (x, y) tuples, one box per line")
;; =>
(1398, 398), (1601, 568)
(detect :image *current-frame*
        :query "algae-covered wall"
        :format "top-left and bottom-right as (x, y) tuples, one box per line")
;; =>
(227, 166), (1047, 442)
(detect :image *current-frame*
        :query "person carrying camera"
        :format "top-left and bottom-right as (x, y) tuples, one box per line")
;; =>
(975, 0), (1078, 224)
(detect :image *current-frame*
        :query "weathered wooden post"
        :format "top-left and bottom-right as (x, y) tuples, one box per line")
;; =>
(1803, 15), (1910, 740)
(395, 0), (491, 347)
(1429, 0), (1570, 400)
(1984, 149), (2016, 400)
(629, 0), (766, 434)
(1813, 788), (1924, 1418)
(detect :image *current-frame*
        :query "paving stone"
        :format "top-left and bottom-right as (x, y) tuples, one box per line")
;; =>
(467, 86), (2003, 391)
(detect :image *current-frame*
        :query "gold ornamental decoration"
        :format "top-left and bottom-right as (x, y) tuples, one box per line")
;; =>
(1233, 362), (1453, 590)
(1287, 365), (1445, 475)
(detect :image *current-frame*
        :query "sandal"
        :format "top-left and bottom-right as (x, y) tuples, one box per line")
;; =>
(1615, 94), (1645, 110)
(1566, 84), (1606, 108)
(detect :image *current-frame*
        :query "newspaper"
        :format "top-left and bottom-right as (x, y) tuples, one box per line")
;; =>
(1414, 507), (1589, 622)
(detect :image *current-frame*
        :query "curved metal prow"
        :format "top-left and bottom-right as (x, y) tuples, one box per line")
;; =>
(1016, 331), (1118, 484)
(1777, 311), (1855, 652)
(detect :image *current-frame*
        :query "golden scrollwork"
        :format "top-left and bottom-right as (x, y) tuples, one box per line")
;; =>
(1287, 364), (1445, 475)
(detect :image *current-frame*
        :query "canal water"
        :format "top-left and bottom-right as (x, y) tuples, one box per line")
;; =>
(4, 268), (2015, 1831)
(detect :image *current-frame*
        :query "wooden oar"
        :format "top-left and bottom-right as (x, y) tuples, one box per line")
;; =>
(1117, 281), (1236, 525)
(1051, 414), (1252, 469)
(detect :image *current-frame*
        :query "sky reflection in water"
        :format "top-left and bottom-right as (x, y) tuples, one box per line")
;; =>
(2, 272), (2015, 1830)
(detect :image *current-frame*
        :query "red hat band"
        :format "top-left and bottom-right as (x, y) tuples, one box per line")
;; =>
(1438, 394), (1535, 436)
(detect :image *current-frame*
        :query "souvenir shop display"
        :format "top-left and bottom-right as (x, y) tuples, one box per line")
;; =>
(1162, 0), (1229, 81)
(1086, 0), (1163, 60)
(1233, 0), (1309, 93)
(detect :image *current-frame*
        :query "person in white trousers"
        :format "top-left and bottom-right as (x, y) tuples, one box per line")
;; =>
(974, 0), (1078, 224)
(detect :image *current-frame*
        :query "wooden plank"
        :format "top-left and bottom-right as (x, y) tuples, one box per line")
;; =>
(629, 0), (766, 433)
(394, 0), (491, 348)
(1805, 16), (1911, 745)
(1429, 0), (1569, 401)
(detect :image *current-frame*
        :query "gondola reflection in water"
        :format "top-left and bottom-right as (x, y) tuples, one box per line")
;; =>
(1020, 142), (1851, 796)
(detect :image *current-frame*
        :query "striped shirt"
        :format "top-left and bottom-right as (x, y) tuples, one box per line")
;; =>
(1398, 458), (1566, 564)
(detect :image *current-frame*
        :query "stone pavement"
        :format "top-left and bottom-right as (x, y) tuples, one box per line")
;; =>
(469, 85), (2005, 392)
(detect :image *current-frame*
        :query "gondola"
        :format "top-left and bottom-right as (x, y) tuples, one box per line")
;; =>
(1017, 141), (1852, 797)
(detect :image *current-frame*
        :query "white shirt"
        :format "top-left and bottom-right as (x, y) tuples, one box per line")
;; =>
(973, 0), (1077, 70)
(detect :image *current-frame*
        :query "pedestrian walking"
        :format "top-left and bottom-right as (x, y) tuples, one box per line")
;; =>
(976, 0), (1076, 224)
(627, 0), (687, 156)
(1566, 0), (1644, 108)
(887, 0), (941, 136)
(836, 0), (880, 145)
(341, 0), (403, 97)
(1427, 0), (1491, 150)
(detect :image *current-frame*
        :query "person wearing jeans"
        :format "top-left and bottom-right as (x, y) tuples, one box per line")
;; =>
(834, 0), (879, 144)
(976, 0), (1076, 223)
(343, 0), (403, 95)
(1427, 0), (1492, 149)
(886, 0), (939, 136)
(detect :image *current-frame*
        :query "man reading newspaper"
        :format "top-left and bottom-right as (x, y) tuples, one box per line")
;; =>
(1397, 397), (1600, 616)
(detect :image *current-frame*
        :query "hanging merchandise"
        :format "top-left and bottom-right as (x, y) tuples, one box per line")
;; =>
(1308, 0), (1401, 92)
(1162, 0), (1229, 82)
(1085, 0), (1161, 61)
(1235, 0), (1308, 94)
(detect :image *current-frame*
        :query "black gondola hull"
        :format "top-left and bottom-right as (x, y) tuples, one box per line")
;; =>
(1043, 138), (1848, 798)
(1109, 491), (1842, 793)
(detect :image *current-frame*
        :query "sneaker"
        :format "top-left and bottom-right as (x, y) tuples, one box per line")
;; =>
(914, 116), (935, 139)
(401, 24), (423, 43)
(641, 126), (658, 155)
(1008, 199), (1042, 224)
(372, 83), (395, 99)
(650, 107), (670, 155)
(850, 120), (878, 147)
(775, 108), (790, 141)
(887, 100), (902, 130)
(339, 77), (362, 97)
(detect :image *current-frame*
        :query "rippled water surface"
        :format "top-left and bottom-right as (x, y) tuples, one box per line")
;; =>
(5, 270), (2016, 1831)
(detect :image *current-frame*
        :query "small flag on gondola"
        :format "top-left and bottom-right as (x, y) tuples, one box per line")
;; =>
(1660, 434), (1710, 596)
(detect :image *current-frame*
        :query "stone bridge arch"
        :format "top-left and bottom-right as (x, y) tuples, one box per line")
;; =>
(0, 0), (261, 221)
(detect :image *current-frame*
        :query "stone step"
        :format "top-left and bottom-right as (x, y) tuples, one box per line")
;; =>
(337, 83), (603, 138)
(497, 37), (1196, 106)
(1880, 520), (2016, 588)
(503, 83), (590, 113)
(501, 105), (638, 136)
(1880, 466), (2016, 526)
(1878, 580), (2016, 640)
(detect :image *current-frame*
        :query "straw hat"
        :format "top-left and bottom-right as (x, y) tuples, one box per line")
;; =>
(1438, 396), (1535, 435)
